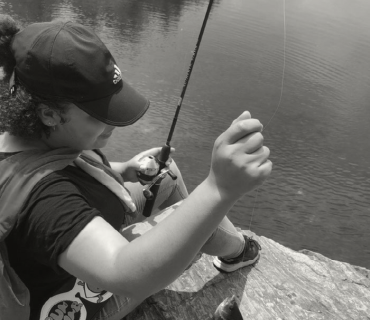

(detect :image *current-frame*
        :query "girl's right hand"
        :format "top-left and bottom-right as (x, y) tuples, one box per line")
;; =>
(207, 111), (272, 200)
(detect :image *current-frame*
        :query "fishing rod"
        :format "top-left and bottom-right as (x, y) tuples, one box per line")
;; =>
(138, 0), (215, 217)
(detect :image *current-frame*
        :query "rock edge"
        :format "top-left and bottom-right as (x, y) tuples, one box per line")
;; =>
(127, 231), (370, 320)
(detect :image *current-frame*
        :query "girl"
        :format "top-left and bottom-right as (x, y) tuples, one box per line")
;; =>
(0, 15), (271, 320)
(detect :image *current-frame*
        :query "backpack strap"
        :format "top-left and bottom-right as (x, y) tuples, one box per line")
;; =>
(0, 148), (81, 240)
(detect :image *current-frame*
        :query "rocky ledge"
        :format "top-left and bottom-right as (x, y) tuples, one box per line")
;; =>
(126, 231), (370, 320)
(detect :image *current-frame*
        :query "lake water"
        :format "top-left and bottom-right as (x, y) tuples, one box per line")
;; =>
(1, 0), (369, 269)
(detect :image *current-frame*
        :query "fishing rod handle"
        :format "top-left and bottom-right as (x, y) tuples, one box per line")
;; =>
(142, 144), (171, 217)
(142, 181), (161, 217)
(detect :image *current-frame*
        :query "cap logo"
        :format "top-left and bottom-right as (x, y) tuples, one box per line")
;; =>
(113, 64), (122, 84)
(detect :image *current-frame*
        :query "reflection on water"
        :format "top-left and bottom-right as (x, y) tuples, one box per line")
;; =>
(1, 0), (369, 269)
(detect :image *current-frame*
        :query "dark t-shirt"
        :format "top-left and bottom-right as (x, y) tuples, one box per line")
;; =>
(2, 150), (127, 320)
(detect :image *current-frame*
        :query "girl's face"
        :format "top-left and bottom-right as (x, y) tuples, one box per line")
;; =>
(45, 104), (116, 150)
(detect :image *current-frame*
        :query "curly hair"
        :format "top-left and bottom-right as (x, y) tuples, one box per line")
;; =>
(0, 14), (69, 139)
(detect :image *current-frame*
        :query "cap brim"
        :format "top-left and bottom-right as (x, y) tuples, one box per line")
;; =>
(74, 80), (150, 127)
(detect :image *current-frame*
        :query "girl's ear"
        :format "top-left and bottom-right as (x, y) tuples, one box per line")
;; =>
(37, 104), (59, 127)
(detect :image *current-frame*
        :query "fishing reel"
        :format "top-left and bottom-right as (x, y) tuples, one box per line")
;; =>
(137, 155), (177, 200)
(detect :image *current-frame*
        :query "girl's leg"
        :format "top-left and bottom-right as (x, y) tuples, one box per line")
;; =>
(124, 159), (245, 258)
(200, 216), (245, 259)
(122, 208), (245, 260)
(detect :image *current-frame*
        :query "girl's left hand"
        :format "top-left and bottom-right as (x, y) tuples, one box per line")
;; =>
(117, 147), (175, 183)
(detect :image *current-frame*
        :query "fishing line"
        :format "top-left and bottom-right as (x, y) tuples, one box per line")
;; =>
(265, 0), (286, 129)
(248, 0), (286, 230)
(248, 188), (260, 231)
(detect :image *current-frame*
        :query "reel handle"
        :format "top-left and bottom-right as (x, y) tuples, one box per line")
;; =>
(142, 167), (176, 200)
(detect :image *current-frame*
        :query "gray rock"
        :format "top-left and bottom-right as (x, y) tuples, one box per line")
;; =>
(126, 231), (370, 319)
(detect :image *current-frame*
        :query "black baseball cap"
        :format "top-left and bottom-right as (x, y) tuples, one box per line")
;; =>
(11, 20), (150, 126)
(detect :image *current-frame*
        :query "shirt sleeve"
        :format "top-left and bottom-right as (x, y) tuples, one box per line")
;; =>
(15, 171), (102, 273)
